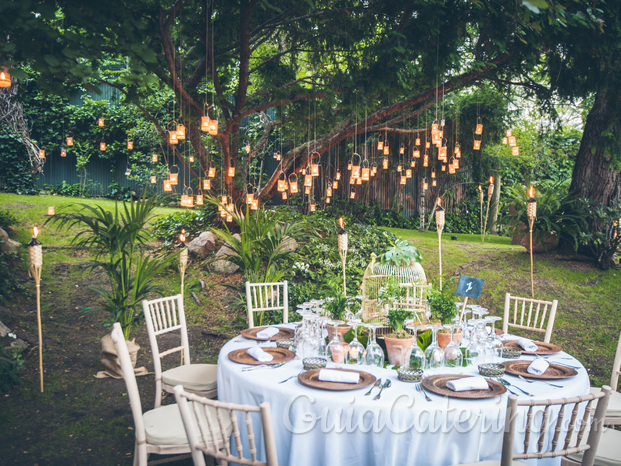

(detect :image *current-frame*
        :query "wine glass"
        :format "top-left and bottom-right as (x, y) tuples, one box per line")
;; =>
(465, 319), (485, 366)
(424, 323), (445, 369)
(443, 325), (463, 368)
(316, 316), (329, 357)
(364, 323), (384, 367)
(404, 322), (426, 370)
(327, 321), (346, 364)
(346, 318), (365, 365)
(484, 316), (504, 362)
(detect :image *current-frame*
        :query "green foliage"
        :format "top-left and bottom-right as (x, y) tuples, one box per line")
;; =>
(387, 308), (413, 336)
(324, 291), (348, 322)
(427, 279), (457, 325)
(0, 344), (23, 395)
(377, 275), (407, 304)
(0, 249), (20, 305)
(44, 181), (90, 197)
(0, 133), (38, 195)
(417, 329), (432, 352)
(578, 200), (621, 270)
(105, 182), (134, 201)
(378, 237), (422, 267)
(0, 209), (18, 230)
(152, 206), (217, 245)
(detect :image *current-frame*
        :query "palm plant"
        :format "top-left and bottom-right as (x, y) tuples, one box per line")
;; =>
(47, 194), (172, 339)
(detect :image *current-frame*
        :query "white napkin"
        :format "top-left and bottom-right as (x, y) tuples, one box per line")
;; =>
(247, 346), (273, 362)
(446, 376), (490, 392)
(517, 337), (539, 352)
(527, 358), (549, 375)
(317, 369), (360, 384)
(256, 326), (280, 339)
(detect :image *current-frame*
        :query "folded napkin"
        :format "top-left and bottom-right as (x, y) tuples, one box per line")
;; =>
(256, 326), (280, 339)
(517, 337), (539, 352)
(247, 346), (274, 362)
(446, 376), (490, 392)
(527, 358), (549, 375)
(317, 369), (360, 384)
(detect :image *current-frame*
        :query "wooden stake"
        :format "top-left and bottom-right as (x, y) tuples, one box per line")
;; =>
(528, 216), (535, 297)
(458, 297), (469, 325)
(32, 267), (43, 392)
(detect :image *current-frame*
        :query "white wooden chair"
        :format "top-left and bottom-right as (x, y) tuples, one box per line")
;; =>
(590, 330), (621, 426)
(245, 281), (289, 328)
(174, 385), (278, 466)
(143, 295), (217, 408)
(502, 293), (558, 343)
(397, 282), (431, 324)
(461, 386), (616, 466)
(110, 323), (191, 466)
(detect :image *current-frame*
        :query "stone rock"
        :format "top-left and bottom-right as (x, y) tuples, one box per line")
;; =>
(0, 228), (21, 253)
(188, 231), (218, 259)
(212, 234), (241, 274)
(9, 338), (28, 354)
(0, 228), (8, 242)
(0, 320), (10, 337)
(280, 236), (298, 253)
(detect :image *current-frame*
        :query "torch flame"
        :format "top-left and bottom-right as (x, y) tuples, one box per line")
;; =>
(179, 233), (186, 243)
(437, 197), (442, 207)
(489, 176), (494, 184)
(529, 186), (535, 198)
(33, 226), (39, 238)
(339, 217), (344, 229)
(478, 185), (482, 192)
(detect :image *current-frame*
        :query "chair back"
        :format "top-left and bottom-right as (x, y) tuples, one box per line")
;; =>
(174, 386), (278, 466)
(611, 331), (621, 390)
(245, 281), (288, 328)
(501, 386), (611, 466)
(502, 293), (558, 343)
(110, 323), (147, 448)
(396, 282), (430, 323)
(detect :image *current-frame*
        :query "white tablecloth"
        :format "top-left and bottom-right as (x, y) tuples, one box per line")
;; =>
(217, 329), (590, 466)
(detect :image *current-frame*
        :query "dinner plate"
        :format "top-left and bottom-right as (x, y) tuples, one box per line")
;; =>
(297, 368), (376, 391)
(421, 374), (507, 399)
(502, 360), (577, 380)
(228, 347), (295, 365)
(502, 340), (562, 355)
(240, 326), (295, 341)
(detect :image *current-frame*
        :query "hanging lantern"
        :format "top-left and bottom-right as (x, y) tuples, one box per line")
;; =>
(98, 118), (104, 127)
(449, 165), (456, 174)
(431, 122), (438, 136)
(406, 168), (412, 178)
(304, 174), (313, 187)
(282, 191), (288, 200)
(274, 151), (281, 161)
(311, 163), (320, 177)
(336, 171), (341, 180)
(226, 214), (233, 222)
(180, 195), (187, 207)
(425, 141), (431, 149)
(176, 125), (186, 140)
(351, 160), (361, 178)
(383, 144), (389, 155)
(221, 195), (228, 204)
(244, 142), (251, 153)
(432, 179), (437, 187)
(432, 132), (442, 147)
(196, 193), (204, 205)
(246, 193), (255, 205)
(170, 165), (179, 185)
(377, 137), (384, 151)
(473, 138), (482, 150)
(356, 177), (362, 185)
(251, 200), (259, 211)
(502, 137), (508, 145)
(400, 176), (406, 185)
(203, 179), (211, 190)
(508, 136), (517, 147)
(382, 157), (389, 169)
(201, 116), (210, 132)
(399, 143), (405, 155)
(186, 195), (194, 208)
(0, 67), (11, 87)
(506, 129), (512, 137)
(415, 137), (421, 146)
(423, 154), (429, 167)
(208, 165), (216, 178)
(439, 146), (448, 161)
(219, 207), (227, 217)
(347, 160), (352, 170)
(431, 171), (436, 179)
(150, 175), (156, 184)
(326, 186), (332, 197)
(361, 167), (370, 181)
(289, 177), (299, 194)
(127, 140), (133, 150)
(100, 140), (106, 151)
(189, 155), (194, 163)
(168, 130), (178, 145)
(413, 149), (420, 158)
(441, 164), (446, 172)
(125, 167), (132, 176)
(310, 204), (316, 212)
(333, 179), (340, 189)
(228, 166), (235, 177)
(66, 136), (74, 146)
(410, 160), (416, 168)
(350, 188), (356, 199)
(47, 206), (55, 216)
(475, 118), (483, 135)
(453, 158), (460, 169)
(512, 146), (519, 156)
(163, 179), (172, 191)
(397, 165), (402, 173)
(60, 148), (67, 157)
(422, 179), (428, 190)
(277, 179), (287, 192)
(152, 153), (158, 163)
(304, 186), (311, 194)
(207, 118), (218, 135)
(326, 197), (331, 204)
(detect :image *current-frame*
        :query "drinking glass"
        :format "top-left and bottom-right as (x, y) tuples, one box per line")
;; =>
(424, 324), (445, 369)
(485, 316), (504, 362)
(316, 316), (329, 356)
(465, 319), (485, 366)
(327, 321), (346, 364)
(346, 319), (365, 365)
(364, 324), (384, 367)
(404, 323), (426, 370)
(443, 325), (463, 368)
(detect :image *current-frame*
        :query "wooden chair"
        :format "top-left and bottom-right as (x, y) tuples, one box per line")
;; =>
(174, 385), (278, 466)
(397, 282), (431, 324)
(461, 386), (616, 466)
(110, 323), (191, 466)
(143, 295), (217, 408)
(590, 330), (621, 425)
(245, 281), (289, 328)
(502, 293), (558, 343)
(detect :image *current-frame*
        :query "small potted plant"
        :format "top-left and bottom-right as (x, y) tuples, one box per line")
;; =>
(384, 307), (415, 365)
(377, 276), (407, 314)
(427, 280), (459, 348)
(323, 284), (352, 343)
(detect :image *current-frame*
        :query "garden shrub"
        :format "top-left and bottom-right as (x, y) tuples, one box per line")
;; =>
(0, 343), (23, 394)
(152, 204), (218, 245)
(44, 181), (90, 197)
(0, 209), (18, 231)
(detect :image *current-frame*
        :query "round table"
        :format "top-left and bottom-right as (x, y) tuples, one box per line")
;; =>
(217, 328), (590, 466)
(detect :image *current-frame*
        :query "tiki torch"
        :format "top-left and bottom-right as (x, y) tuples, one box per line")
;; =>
(435, 198), (445, 288)
(337, 218), (348, 296)
(482, 176), (494, 242)
(478, 185), (484, 242)
(527, 186), (537, 297)
(27, 227), (44, 392)
(178, 230), (188, 296)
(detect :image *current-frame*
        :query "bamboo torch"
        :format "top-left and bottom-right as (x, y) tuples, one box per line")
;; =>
(178, 230), (188, 296)
(435, 198), (445, 288)
(527, 186), (537, 297)
(337, 218), (348, 296)
(27, 227), (44, 392)
(482, 176), (494, 242)
(478, 185), (484, 242)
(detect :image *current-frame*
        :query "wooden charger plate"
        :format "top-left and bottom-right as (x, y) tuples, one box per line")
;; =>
(503, 360), (577, 380)
(502, 340), (562, 355)
(228, 347), (295, 365)
(421, 374), (507, 399)
(298, 368), (376, 391)
(240, 326), (295, 341)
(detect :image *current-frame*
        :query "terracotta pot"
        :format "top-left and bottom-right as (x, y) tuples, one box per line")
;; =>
(330, 342), (350, 364)
(437, 331), (462, 349)
(384, 335), (415, 366)
(326, 325), (351, 344)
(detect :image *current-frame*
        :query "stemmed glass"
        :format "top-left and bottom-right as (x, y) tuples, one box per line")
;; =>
(404, 322), (426, 370)
(465, 319), (485, 366)
(327, 321), (346, 364)
(443, 325), (463, 368)
(316, 316), (329, 357)
(424, 323), (445, 369)
(485, 316), (504, 362)
(346, 318), (365, 365)
(364, 323), (384, 367)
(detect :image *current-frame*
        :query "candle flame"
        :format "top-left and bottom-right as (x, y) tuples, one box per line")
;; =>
(33, 226), (39, 238)
(529, 186), (535, 198)
(489, 176), (494, 184)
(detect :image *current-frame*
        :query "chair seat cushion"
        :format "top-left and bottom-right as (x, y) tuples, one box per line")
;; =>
(163, 364), (218, 392)
(143, 403), (190, 445)
(590, 387), (621, 420)
(565, 427), (621, 466)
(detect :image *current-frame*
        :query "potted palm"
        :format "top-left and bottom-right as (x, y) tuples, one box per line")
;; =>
(427, 280), (459, 348)
(323, 284), (352, 343)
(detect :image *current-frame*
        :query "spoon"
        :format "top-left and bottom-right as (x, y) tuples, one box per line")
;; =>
(364, 378), (382, 396)
(373, 379), (392, 400)
(517, 374), (563, 388)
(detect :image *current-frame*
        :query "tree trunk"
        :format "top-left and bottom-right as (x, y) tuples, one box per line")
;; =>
(488, 173), (501, 234)
(569, 89), (621, 205)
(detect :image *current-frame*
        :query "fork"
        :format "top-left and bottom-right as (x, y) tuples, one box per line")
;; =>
(497, 377), (534, 397)
(517, 374), (563, 389)
(241, 362), (286, 372)
(415, 383), (432, 402)
(364, 378), (382, 396)
(279, 371), (302, 384)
